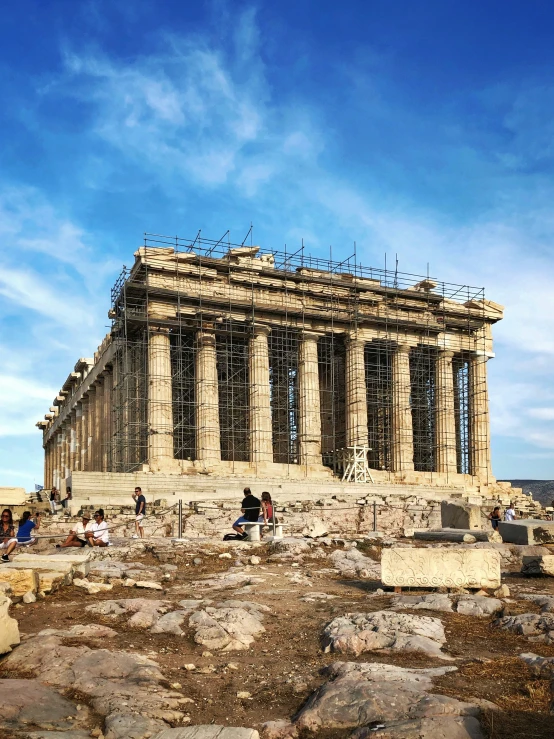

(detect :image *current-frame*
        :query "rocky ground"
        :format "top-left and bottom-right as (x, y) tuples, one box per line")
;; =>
(1, 535), (554, 739)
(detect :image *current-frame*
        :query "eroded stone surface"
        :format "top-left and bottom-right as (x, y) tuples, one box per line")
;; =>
(322, 611), (451, 660)
(290, 661), (477, 734)
(86, 598), (171, 628)
(1, 678), (91, 732)
(522, 594), (554, 612)
(190, 601), (268, 651)
(2, 634), (186, 723)
(39, 623), (118, 639)
(494, 613), (554, 643)
(0, 567), (39, 596)
(329, 548), (381, 579)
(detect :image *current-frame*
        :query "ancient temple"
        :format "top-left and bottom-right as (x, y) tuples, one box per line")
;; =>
(37, 234), (503, 498)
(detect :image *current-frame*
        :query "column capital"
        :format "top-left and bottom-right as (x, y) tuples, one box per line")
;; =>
(438, 349), (455, 359)
(345, 332), (365, 348)
(196, 330), (217, 348)
(149, 325), (171, 336)
(300, 330), (321, 342)
(252, 325), (271, 338)
(396, 343), (412, 355)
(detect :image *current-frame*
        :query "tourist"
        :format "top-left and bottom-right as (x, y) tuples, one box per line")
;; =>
(0, 509), (17, 563)
(132, 486), (146, 539)
(85, 509), (110, 547)
(17, 511), (40, 546)
(505, 504), (517, 522)
(61, 487), (72, 510)
(232, 487), (261, 539)
(56, 513), (93, 548)
(258, 491), (276, 537)
(488, 507), (501, 530)
(49, 487), (58, 515)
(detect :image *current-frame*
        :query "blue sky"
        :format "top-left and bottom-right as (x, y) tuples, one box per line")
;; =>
(1, 0), (554, 487)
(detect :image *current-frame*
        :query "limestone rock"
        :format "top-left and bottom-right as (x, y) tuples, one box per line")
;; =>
(292, 661), (476, 733)
(494, 613), (554, 643)
(521, 594), (554, 613)
(190, 603), (266, 651)
(85, 598), (170, 629)
(0, 593), (20, 654)
(38, 569), (68, 594)
(329, 548), (381, 579)
(322, 611), (451, 660)
(456, 595), (503, 617)
(151, 610), (188, 636)
(135, 580), (164, 590)
(39, 623), (118, 639)
(23, 590), (37, 603)
(2, 634), (186, 723)
(302, 519), (328, 538)
(0, 567), (39, 596)
(104, 712), (167, 739)
(391, 594), (454, 613)
(353, 716), (484, 738)
(73, 578), (114, 594)
(1, 678), (90, 732)
(150, 727), (260, 739)
(494, 584), (510, 598)
(522, 555), (554, 576)
(268, 538), (311, 557)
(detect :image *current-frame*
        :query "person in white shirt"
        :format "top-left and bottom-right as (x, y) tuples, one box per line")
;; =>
(57, 514), (93, 548)
(86, 509), (109, 547)
(504, 505), (517, 522)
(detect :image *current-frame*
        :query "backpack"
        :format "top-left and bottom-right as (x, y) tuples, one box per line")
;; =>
(223, 533), (243, 541)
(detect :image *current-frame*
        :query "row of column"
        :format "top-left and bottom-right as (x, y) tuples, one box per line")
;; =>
(147, 328), (491, 478)
(45, 370), (113, 489)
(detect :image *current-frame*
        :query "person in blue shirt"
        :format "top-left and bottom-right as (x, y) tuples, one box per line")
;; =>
(17, 511), (40, 545)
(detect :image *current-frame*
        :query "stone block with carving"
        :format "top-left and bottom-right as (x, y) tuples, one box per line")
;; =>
(381, 547), (501, 589)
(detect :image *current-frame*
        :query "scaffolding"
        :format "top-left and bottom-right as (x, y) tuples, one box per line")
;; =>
(105, 231), (491, 483)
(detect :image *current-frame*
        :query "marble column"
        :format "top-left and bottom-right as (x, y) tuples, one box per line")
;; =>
(94, 379), (104, 471)
(196, 330), (221, 464)
(61, 424), (68, 484)
(148, 328), (177, 471)
(69, 410), (77, 473)
(102, 371), (113, 472)
(80, 396), (89, 471)
(75, 403), (82, 472)
(435, 350), (457, 475)
(54, 432), (61, 488)
(88, 386), (97, 471)
(249, 326), (273, 464)
(298, 332), (322, 466)
(345, 335), (368, 446)
(470, 353), (492, 480)
(45, 440), (51, 489)
(391, 344), (415, 472)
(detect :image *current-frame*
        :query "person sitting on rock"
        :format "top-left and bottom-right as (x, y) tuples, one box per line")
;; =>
(232, 487), (261, 540)
(17, 510), (40, 546)
(487, 507), (501, 530)
(56, 513), (93, 548)
(0, 509), (18, 563)
(85, 509), (110, 547)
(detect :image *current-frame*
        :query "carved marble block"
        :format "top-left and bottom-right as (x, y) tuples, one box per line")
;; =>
(381, 547), (501, 589)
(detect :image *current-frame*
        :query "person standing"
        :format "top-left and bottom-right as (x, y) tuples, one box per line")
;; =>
(487, 507), (501, 530)
(61, 487), (72, 510)
(232, 487), (261, 539)
(132, 487), (146, 539)
(49, 488), (58, 515)
(0, 509), (18, 562)
(505, 504), (517, 522)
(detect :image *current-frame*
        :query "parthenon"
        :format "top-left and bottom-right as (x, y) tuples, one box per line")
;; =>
(37, 233), (503, 497)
